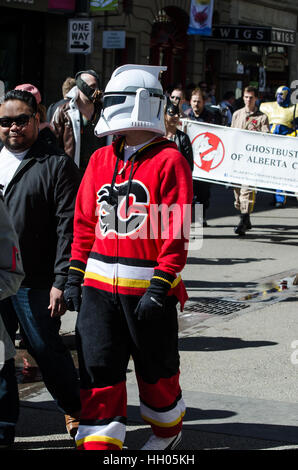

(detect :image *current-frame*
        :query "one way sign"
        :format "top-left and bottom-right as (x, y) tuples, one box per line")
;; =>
(68, 19), (93, 54)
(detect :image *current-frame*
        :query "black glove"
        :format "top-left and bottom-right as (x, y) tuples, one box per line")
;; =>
(134, 278), (171, 321)
(63, 269), (84, 312)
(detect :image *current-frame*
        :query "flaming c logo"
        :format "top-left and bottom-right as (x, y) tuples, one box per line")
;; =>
(96, 180), (149, 237)
(192, 132), (225, 172)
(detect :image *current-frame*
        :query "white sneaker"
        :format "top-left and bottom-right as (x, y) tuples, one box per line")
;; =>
(140, 431), (182, 450)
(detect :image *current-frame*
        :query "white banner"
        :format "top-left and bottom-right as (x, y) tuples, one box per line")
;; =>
(182, 119), (298, 194)
(187, 0), (214, 36)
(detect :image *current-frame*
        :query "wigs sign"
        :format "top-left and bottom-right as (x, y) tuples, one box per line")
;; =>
(182, 119), (298, 194)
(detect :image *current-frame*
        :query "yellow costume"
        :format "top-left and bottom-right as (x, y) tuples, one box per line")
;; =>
(260, 86), (298, 206)
(260, 86), (298, 136)
(260, 101), (298, 135)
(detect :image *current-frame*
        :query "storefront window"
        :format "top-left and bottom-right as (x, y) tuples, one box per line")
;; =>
(236, 44), (289, 100)
(0, 29), (18, 92)
(150, 6), (189, 89)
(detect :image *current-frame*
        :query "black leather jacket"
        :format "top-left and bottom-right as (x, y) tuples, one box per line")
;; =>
(1, 136), (81, 290)
(174, 129), (194, 172)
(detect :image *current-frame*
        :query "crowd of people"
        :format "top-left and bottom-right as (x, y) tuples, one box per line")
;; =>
(165, 81), (298, 232)
(0, 64), (297, 451)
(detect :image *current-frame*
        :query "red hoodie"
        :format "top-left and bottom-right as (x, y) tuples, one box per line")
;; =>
(69, 136), (193, 310)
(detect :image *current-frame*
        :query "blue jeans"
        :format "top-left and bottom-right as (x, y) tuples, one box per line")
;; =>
(0, 288), (81, 415)
(0, 359), (19, 446)
(275, 190), (285, 204)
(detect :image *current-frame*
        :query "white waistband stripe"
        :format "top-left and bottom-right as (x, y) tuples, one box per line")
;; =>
(86, 257), (154, 281)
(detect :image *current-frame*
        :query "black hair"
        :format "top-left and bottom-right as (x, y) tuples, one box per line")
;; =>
(165, 97), (180, 116)
(223, 91), (235, 100)
(75, 69), (100, 86)
(4, 89), (38, 113)
(244, 86), (258, 97)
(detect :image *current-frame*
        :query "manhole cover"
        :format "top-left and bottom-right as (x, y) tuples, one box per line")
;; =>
(183, 298), (250, 316)
(178, 298), (251, 337)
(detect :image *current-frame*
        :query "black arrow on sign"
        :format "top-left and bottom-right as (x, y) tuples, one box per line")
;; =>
(70, 42), (89, 51)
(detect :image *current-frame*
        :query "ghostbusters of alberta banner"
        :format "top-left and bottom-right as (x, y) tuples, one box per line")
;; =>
(182, 119), (298, 194)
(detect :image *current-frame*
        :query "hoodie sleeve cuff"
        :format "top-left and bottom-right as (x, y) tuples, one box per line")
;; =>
(69, 259), (86, 279)
(152, 269), (175, 288)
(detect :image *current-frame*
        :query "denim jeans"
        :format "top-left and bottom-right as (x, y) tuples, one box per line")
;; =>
(0, 288), (81, 415)
(275, 190), (285, 204)
(0, 359), (19, 446)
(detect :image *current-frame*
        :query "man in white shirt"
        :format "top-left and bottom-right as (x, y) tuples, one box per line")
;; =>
(0, 148), (28, 194)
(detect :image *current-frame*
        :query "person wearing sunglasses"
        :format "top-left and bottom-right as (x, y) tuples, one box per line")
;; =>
(51, 70), (104, 172)
(14, 83), (58, 149)
(184, 88), (217, 227)
(164, 99), (193, 172)
(169, 87), (190, 115)
(0, 89), (82, 442)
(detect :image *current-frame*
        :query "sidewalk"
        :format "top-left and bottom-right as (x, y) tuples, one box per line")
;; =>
(12, 185), (298, 451)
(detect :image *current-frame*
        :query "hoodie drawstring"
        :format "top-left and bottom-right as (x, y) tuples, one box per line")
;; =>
(125, 155), (136, 217)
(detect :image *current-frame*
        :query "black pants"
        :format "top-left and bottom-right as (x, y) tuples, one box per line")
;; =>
(193, 180), (210, 216)
(0, 359), (19, 446)
(75, 286), (185, 450)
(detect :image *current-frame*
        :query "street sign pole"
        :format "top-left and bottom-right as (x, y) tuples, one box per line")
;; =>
(72, 0), (89, 73)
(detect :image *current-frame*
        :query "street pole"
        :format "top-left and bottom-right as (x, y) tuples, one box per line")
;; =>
(73, 0), (89, 74)
(101, 11), (108, 87)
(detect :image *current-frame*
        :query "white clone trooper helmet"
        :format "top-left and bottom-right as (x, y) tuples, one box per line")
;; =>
(95, 64), (167, 137)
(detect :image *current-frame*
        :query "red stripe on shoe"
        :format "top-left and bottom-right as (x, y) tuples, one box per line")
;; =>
(149, 420), (183, 438)
(77, 441), (121, 450)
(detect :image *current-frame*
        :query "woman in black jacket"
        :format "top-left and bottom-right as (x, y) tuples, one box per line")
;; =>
(164, 100), (194, 172)
(164, 100), (210, 225)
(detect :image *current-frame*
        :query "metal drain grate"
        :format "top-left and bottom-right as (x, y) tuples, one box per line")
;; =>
(183, 298), (250, 316)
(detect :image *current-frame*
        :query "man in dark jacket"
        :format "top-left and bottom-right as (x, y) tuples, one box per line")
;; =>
(164, 99), (193, 171)
(184, 87), (216, 226)
(0, 89), (81, 440)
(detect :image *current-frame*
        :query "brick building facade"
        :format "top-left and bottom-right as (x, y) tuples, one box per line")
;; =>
(0, 0), (297, 106)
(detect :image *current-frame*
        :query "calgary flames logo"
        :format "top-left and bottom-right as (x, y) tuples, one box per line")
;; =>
(192, 132), (225, 172)
(96, 180), (149, 236)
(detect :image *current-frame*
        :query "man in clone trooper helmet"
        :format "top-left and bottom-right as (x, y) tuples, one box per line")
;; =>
(64, 64), (193, 450)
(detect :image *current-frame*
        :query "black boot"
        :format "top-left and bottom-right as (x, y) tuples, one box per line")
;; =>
(203, 207), (208, 227)
(246, 214), (252, 230)
(234, 213), (252, 236)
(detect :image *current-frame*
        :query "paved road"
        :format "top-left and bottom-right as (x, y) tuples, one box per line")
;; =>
(9, 184), (298, 455)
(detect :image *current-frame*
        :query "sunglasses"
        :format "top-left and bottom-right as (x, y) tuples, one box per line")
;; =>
(0, 113), (36, 128)
(170, 95), (181, 102)
(167, 109), (179, 117)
